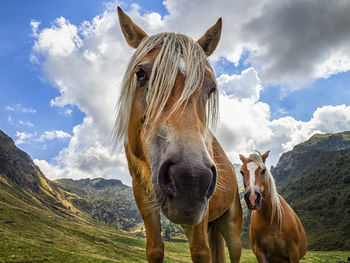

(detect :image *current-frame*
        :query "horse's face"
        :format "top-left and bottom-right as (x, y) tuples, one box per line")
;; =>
(239, 151), (269, 210)
(144, 58), (217, 225)
(117, 7), (222, 225)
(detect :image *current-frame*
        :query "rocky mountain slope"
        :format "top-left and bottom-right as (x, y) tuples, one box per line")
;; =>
(55, 178), (142, 230)
(271, 131), (350, 250)
(0, 129), (141, 231)
(0, 130), (80, 217)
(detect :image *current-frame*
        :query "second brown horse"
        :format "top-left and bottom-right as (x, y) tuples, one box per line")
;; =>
(240, 151), (307, 263)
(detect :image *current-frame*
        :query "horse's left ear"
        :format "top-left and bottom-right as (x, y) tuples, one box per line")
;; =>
(197, 18), (222, 56)
(117, 6), (148, 48)
(261, 151), (270, 163)
(239, 154), (248, 163)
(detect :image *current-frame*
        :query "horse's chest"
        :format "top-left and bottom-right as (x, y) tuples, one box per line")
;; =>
(256, 232), (289, 260)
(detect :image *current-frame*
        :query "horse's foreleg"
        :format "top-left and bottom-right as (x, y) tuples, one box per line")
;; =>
(288, 245), (300, 263)
(183, 213), (211, 263)
(142, 212), (164, 263)
(133, 181), (164, 263)
(216, 201), (242, 263)
(252, 245), (267, 263)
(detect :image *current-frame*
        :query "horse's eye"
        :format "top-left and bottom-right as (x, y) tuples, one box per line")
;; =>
(135, 68), (147, 80)
(208, 86), (217, 98)
(261, 169), (266, 175)
(240, 171), (244, 176)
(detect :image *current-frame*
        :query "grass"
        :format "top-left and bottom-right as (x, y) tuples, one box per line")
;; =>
(0, 180), (349, 263)
(1, 200), (348, 263)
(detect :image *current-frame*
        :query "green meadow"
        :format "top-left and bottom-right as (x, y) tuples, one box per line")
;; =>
(0, 197), (348, 263)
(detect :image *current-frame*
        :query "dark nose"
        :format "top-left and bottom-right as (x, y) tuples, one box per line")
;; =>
(158, 159), (217, 200)
(244, 191), (252, 209)
(244, 190), (261, 209)
(255, 191), (261, 208)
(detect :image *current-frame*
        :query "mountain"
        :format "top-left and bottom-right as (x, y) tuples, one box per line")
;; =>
(0, 130), (79, 216)
(55, 177), (142, 230)
(271, 131), (350, 250)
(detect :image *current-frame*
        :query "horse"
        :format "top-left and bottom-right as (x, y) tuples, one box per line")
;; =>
(114, 7), (242, 263)
(239, 151), (307, 263)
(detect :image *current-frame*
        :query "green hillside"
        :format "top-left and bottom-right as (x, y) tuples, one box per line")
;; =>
(271, 131), (350, 250)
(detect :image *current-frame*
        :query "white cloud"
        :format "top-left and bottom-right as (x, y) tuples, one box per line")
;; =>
(6, 106), (15, 111)
(30, 20), (41, 37)
(34, 117), (130, 184)
(216, 77), (350, 167)
(15, 131), (34, 145)
(18, 120), (34, 127)
(38, 130), (71, 142)
(217, 67), (262, 101)
(22, 107), (37, 113)
(6, 104), (36, 113)
(8, 116), (14, 124)
(64, 108), (73, 115)
(33, 17), (82, 57)
(31, 1), (350, 185)
(33, 159), (64, 180)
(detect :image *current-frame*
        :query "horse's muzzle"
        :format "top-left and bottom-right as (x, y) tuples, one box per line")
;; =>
(244, 190), (261, 210)
(157, 157), (217, 224)
(158, 158), (217, 199)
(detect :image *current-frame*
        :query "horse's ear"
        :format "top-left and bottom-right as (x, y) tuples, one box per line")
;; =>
(239, 154), (248, 163)
(197, 18), (222, 56)
(261, 151), (270, 163)
(117, 6), (148, 49)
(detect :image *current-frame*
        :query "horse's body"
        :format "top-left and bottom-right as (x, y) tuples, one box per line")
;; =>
(239, 152), (307, 263)
(115, 7), (242, 263)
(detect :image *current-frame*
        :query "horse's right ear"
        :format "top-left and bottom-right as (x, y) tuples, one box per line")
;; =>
(261, 151), (270, 163)
(239, 154), (248, 163)
(117, 6), (148, 49)
(197, 18), (222, 56)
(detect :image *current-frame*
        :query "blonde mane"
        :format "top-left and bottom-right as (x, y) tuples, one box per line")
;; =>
(114, 32), (218, 144)
(249, 152), (283, 225)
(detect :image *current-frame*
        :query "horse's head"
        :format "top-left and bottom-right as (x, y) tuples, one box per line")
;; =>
(115, 7), (222, 225)
(239, 151), (270, 210)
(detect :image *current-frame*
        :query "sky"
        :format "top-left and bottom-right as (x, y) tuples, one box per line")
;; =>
(1, 0), (350, 186)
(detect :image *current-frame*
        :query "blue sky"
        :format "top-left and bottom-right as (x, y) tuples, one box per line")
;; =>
(1, 0), (350, 184)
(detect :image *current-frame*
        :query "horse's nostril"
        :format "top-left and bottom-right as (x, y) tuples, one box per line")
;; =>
(255, 191), (262, 207)
(158, 160), (176, 199)
(206, 165), (217, 198)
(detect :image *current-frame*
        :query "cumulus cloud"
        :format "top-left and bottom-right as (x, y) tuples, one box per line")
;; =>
(217, 67), (262, 101)
(15, 131), (34, 145)
(31, 1), (350, 185)
(242, 0), (350, 86)
(38, 130), (71, 142)
(216, 77), (350, 167)
(34, 117), (130, 183)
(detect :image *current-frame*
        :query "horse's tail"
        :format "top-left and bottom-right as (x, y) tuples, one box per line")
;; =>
(208, 223), (226, 263)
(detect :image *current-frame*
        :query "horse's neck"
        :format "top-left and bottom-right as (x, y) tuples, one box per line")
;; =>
(257, 184), (275, 223)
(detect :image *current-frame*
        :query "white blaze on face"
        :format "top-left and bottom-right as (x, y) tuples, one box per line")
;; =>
(247, 162), (258, 191)
(179, 57), (186, 75)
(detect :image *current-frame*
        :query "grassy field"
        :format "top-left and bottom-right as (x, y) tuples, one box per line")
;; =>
(0, 182), (349, 263)
(0, 199), (349, 263)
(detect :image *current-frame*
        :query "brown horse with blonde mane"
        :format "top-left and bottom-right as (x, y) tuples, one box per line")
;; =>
(239, 151), (307, 263)
(114, 7), (242, 263)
